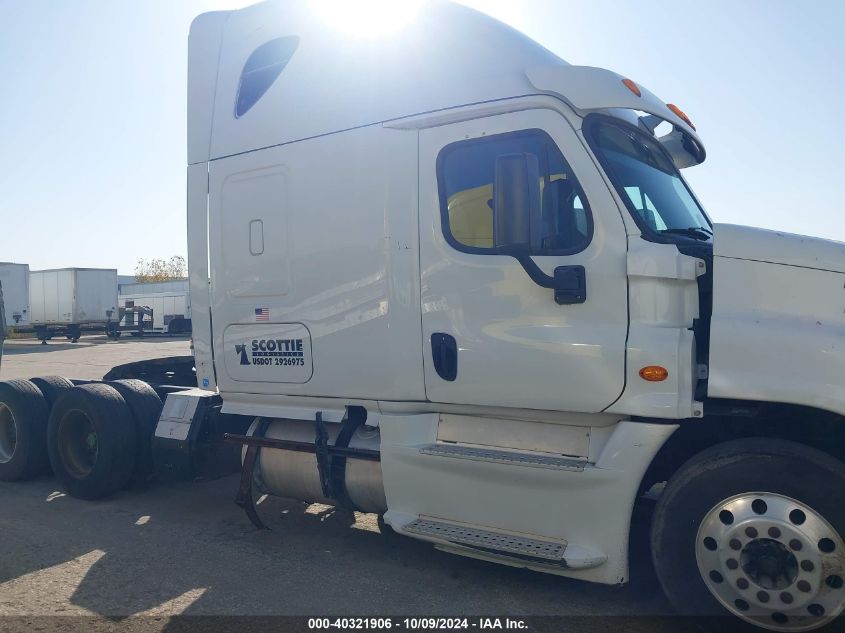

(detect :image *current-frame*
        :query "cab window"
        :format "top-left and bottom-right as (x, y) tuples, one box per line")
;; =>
(437, 130), (593, 255)
(586, 116), (711, 241)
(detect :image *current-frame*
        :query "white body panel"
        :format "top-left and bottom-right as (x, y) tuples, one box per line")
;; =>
(709, 224), (845, 415)
(187, 162), (215, 391)
(0, 263), (30, 325)
(714, 223), (845, 273)
(29, 268), (118, 325)
(207, 123), (424, 402)
(118, 291), (191, 332)
(381, 416), (677, 583)
(606, 240), (704, 419)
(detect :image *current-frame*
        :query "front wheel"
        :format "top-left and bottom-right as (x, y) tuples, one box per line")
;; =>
(652, 438), (845, 632)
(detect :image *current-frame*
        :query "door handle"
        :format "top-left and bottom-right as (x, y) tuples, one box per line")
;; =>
(431, 333), (458, 381)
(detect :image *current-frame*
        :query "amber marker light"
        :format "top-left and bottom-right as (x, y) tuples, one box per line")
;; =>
(622, 78), (641, 97)
(667, 103), (696, 130)
(639, 366), (669, 382)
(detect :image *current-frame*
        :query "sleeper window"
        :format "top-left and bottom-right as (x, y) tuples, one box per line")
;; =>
(236, 36), (299, 118)
(437, 129), (592, 255)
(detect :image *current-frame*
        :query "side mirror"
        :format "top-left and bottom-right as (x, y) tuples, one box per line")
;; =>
(493, 153), (541, 251)
(492, 153), (588, 305)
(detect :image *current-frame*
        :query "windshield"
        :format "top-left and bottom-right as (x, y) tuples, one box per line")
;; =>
(588, 117), (711, 240)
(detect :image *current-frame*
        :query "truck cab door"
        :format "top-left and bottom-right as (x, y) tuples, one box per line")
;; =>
(418, 108), (629, 412)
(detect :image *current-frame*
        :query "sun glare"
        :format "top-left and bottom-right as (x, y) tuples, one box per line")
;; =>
(309, 0), (425, 37)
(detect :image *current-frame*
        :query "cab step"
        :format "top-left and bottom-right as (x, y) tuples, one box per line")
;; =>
(419, 443), (586, 471)
(404, 518), (567, 561)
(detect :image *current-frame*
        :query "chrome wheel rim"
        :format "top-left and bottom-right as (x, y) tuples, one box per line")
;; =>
(0, 403), (16, 463)
(696, 492), (845, 631)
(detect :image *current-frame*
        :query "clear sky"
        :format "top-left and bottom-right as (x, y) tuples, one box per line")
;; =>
(1, 0), (843, 274)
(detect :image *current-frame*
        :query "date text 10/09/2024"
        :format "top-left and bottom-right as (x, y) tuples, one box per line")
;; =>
(308, 619), (529, 630)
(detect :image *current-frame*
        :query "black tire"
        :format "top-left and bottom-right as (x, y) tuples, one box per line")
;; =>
(652, 438), (845, 631)
(30, 376), (75, 411)
(47, 383), (137, 500)
(104, 379), (162, 484)
(0, 380), (50, 481)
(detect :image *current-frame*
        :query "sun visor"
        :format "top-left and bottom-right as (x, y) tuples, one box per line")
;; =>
(526, 65), (706, 167)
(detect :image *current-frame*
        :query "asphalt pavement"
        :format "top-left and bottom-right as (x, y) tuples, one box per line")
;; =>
(0, 336), (687, 633)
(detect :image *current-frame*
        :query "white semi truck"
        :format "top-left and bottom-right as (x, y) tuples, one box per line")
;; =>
(1, 2), (843, 630)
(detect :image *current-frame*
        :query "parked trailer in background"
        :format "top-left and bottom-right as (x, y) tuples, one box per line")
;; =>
(29, 268), (118, 343)
(118, 290), (192, 335)
(0, 263), (30, 326)
(119, 279), (189, 295)
(1, 2), (844, 630)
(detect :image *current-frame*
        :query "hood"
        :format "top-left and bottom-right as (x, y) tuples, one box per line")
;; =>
(713, 223), (845, 274)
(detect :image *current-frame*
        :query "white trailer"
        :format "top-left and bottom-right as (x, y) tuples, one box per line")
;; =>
(29, 268), (118, 342)
(118, 290), (192, 334)
(0, 263), (30, 326)
(119, 279), (189, 295)
(0, 2), (843, 630)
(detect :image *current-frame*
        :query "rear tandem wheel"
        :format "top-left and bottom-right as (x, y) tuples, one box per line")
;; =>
(47, 383), (137, 500)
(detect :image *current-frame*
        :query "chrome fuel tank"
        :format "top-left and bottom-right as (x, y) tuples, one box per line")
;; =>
(245, 418), (386, 513)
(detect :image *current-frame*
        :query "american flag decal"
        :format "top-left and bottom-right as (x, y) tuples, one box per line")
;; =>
(255, 307), (269, 321)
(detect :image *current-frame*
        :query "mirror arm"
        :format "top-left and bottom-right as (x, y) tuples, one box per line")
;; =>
(514, 255), (587, 305)
(514, 254), (556, 288)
